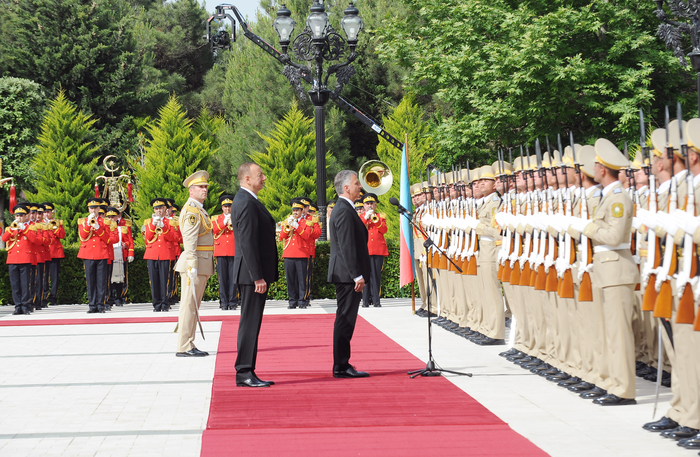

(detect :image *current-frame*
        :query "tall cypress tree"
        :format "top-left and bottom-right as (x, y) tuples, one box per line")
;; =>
(375, 93), (435, 241)
(251, 102), (333, 223)
(25, 91), (100, 244)
(134, 95), (221, 223)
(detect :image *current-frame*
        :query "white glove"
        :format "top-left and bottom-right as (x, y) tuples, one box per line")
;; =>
(569, 217), (590, 233)
(291, 220), (299, 229)
(671, 209), (700, 236)
(16, 222), (25, 231)
(156, 218), (164, 229)
(224, 214), (231, 225)
(631, 217), (643, 231)
(127, 256), (134, 263)
(91, 220), (100, 230)
(364, 209), (374, 220)
(287, 216), (295, 225)
(636, 208), (657, 231)
(188, 268), (199, 285)
(657, 211), (679, 237)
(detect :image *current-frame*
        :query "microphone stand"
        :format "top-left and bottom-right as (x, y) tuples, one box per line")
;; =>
(392, 203), (472, 379)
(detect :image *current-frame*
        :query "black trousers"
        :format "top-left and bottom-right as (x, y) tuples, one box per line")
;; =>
(216, 256), (239, 308)
(147, 259), (170, 310)
(9, 263), (32, 312)
(43, 258), (61, 306)
(304, 256), (314, 302)
(363, 255), (385, 306)
(109, 262), (128, 305)
(167, 260), (178, 306)
(284, 258), (307, 307)
(235, 285), (267, 374)
(333, 282), (362, 370)
(84, 259), (108, 310)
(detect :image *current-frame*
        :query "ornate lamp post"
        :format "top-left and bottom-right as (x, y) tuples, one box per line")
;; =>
(654, 0), (700, 116)
(272, 1), (364, 241)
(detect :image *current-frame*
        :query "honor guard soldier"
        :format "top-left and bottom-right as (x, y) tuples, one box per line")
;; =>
(2, 204), (42, 314)
(41, 202), (65, 307)
(361, 193), (388, 307)
(213, 194), (239, 310)
(144, 198), (177, 312)
(106, 207), (134, 306)
(175, 170), (215, 357)
(280, 198), (313, 309)
(78, 198), (113, 313)
(32, 204), (51, 310)
(569, 139), (639, 405)
(304, 202), (322, 306)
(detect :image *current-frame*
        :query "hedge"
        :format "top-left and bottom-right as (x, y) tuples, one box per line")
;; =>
(0, 240), (417, 305)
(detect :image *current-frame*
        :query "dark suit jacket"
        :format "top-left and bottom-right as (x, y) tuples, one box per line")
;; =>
(231, 189), (279, 285)
(327, 197), (371, 283)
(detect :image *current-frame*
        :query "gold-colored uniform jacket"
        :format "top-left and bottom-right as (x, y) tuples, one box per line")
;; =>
(582, 182), (639, 288)
(174, 198), (215, 276)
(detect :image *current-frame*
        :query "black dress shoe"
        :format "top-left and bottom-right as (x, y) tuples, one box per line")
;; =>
(662, 426), (700, 440)
(580, 387), (607, 399)
(643, 416), (679, 432)
(557, 377), (581, 387)
(546, 372), (571, 382)
(87, 309), (99, 314)
(593, 394), (636, 405)
(515, 356), (536, 365)
(176, 347), (209, 357)
(507, 353), (527, 362)
(636, 366), (655, 377)
(568, 382), (595, 393)
(236, 373), (270, 387)
(12, 308), (25, 315)
(476, 337), (505, 346)
(374, 303), (381, 307)
(677, 433), (700, 449)
(333, 366), (370, 378)
(287, 303), (297, 309)
(537, 367), (559, 377)
(530, 363), (550, 373)
(499, 348), (519, 357)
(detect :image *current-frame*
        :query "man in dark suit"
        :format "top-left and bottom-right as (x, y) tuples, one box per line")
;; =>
(328, 170), (372, 378)
(231, 162), (279, 387)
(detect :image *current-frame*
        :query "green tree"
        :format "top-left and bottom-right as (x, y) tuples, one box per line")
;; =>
(133, 96), (221, 223)
(251, 102), (333, 223)
(25, 91), (99, 244)
(374, 93), (435, 241)
(0, 77), (45, 217)
(376, 0), (694, 165)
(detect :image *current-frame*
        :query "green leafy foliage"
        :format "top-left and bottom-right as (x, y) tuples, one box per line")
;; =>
(0, 77), (45, 200)
(133, 95), (222, 224)
(376, 0), (694, 165)
(25, 91), (99, 244)
(251, 102), (333, 222)
(374, 93), (435, 241)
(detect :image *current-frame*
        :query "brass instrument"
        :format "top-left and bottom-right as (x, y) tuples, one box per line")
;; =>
(49, 220), (59, 230)
(10, 221), (19, 230)
(359, 160), (393, 195)
(370, 213), (380, 224)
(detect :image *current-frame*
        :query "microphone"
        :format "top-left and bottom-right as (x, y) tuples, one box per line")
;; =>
(389, 197), (413, 216)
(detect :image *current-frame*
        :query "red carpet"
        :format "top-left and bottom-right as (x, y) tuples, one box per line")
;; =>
(202, 315), (548, 456)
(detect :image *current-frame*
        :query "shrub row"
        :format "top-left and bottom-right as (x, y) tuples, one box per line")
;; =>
(0, 240), (417, 305)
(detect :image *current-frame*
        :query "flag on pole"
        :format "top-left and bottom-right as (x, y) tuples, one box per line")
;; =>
(399, 143), (415, 287)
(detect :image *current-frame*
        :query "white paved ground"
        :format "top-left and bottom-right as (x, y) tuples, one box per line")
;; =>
(0, 299), (691, 457)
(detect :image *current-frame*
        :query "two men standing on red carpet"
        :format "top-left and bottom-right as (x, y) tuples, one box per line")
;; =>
(230, 166), (371, 386)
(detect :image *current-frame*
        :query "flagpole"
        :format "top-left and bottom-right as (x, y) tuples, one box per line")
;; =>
(405, 133), (416, 314)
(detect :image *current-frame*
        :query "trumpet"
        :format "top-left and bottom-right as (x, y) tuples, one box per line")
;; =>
(371, 213), (380, 224)
(359, 160), (393, 195)
(280, 213), (294, 233)
(10, 221), (19, 230)
(48, 220), (59, 230)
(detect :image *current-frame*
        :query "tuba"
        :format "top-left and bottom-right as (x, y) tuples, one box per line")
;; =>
(359, 160), (393, 195)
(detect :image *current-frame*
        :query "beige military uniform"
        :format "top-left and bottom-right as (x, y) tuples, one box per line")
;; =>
(176, 198), (215, 352)
(582, 181), (639, 398)
(475, 192), (505, 339)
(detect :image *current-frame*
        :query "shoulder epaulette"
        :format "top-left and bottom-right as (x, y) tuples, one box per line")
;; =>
(145, 218), (152, 225)
(125, 220), (132, 227)
(170, 220), (179, 227)
(493, 195), (500, 202)
(110, 221), (117, 230)
(120, 226), (128, 234)
(184, 202), (201, 214)
(613, 188), (622, 194)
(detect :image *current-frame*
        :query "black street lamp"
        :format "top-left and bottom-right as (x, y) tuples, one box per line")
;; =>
(654, 0), (700, 116)
(272, 1), (364, 241)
